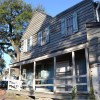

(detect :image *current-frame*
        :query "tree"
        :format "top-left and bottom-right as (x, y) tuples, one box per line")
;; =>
(0, 0), (45, 63)
(0, 50), (5, 71)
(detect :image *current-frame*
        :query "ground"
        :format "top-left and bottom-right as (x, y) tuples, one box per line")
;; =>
(0, 89), (34, 100)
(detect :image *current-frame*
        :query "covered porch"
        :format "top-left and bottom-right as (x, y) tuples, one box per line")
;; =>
(8, 46), (90, 95)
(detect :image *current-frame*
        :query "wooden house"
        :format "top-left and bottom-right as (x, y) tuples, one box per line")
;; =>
(8, 0), (100, 99)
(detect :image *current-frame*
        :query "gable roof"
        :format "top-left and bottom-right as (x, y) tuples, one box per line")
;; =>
(22, 11), (52, 39)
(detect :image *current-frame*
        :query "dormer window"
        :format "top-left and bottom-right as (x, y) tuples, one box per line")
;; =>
(21, 36), (33, 52)
(61, 12), (78, 36)
(27, 36), (33, 51)
(38, 26), (49, 46)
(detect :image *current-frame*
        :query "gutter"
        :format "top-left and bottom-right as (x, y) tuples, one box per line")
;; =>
(96, 1), (100, 22)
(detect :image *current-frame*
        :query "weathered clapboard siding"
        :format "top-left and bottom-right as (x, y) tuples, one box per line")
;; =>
(20, 0), (96, 61)
(22, 12), (52, 39)
(87, 23), (100, 65)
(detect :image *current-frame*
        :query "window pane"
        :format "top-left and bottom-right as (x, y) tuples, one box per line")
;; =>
(66, 16), (73, 35)
(45, 27), (49, 43)
(38, 31), (42, 45)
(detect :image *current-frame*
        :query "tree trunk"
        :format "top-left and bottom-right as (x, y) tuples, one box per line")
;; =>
(10, 40), (20, 62)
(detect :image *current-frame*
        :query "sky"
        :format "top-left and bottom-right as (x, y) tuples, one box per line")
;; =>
(24, 0), (83, 17)
(4, 0), (98, 68)
(24, 0), (98, 17)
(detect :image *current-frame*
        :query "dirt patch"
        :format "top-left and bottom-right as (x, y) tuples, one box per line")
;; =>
(0, 89), (6, 100)
(0, 89), (5, 96)
(0, 90), (34, 100)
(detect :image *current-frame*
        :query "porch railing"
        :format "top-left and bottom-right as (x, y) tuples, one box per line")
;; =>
(35, 78), (54, 92)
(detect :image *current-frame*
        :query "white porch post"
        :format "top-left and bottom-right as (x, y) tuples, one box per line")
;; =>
(72, 51), (76, 89)
(8, 67), (11, 90)
(54, 56), (56, 93)
(18, 65), (22, 91)
(33, 61), (36, 91)
(85, 48), (90, 92)
(19, 65), (21, 80)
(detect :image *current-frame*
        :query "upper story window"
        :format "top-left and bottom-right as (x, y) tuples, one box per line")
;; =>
(61, 12), (78, 36)
(27, 36), (33, 51)
(21, 36), (33, 52)
(38, 26), (49, 46)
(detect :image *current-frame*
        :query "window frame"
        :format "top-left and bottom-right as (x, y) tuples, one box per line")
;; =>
(38, 26), (50, 46)
(61, 12), (78, 36)
(21, 36), (33, 53)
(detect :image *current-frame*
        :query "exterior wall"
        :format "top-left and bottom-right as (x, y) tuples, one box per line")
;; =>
(87, 24), (100, 65)
(87, 23), (100, 99)
(91, 65), (100, 99)
(20, 0), (95, 61)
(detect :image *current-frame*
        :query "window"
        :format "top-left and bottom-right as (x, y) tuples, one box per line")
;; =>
(38, 27), (49, 46)
(66, 16), (73, 35)
(61, 12), (78, 36)
(21, 36), (33, 52)
(27, 36), (33, 51)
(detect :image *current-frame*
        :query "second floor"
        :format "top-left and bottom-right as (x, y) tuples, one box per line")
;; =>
(20, 0), (100, 61)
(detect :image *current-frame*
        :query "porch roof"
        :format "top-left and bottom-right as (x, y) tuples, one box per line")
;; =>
(9, 43), (88, 68)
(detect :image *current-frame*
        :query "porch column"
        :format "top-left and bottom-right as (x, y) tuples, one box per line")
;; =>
(18, 65), (22, 91)
(8, 67), (11, 90)
(85, 48), (90, 92)
(72, 51), (76, 89)
(54, 56), (56, 93)
(33, 61), (36, 91)
(19, 65), (22, 81)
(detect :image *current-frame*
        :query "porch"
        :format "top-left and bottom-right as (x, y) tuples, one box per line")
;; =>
(8, 47), (90, 96)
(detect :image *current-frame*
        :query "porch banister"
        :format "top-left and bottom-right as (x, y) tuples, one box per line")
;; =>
(54, 57), (56, 93)
(33, 61), (36, 91)
(72, 51), (76, 90)
(85, 48), (90, 92)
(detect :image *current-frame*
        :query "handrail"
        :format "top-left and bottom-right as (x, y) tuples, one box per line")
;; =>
(35, 78), (54, 81)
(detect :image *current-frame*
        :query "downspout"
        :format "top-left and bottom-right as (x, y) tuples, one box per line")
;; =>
(96, 1), (100, 22)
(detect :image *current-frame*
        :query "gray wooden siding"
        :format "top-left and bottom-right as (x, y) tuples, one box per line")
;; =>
(87, 27), (100, 65)
(20, 0), (96, 61)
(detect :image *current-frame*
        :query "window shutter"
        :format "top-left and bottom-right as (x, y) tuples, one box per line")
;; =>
(25, 39), (28, 52)
(30, 36), (33, 48)
(73, 12), (78, 32)
(38, 31), (42, 46)
(61, 18), (66, 36)
(46, 27), (49, 43)
(23, 39), (28, 52)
